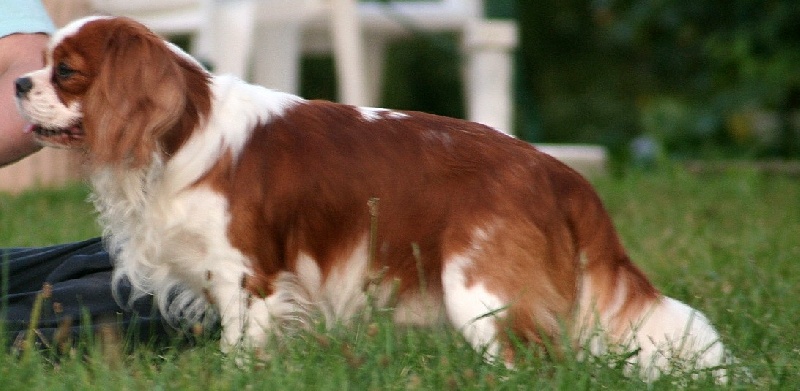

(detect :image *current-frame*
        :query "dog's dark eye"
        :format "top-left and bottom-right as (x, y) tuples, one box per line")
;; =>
(56, 62), (75, 79)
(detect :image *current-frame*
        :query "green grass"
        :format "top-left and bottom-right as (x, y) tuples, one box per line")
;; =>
(1, 167), (799, 389)
(0, 184), (99, 246)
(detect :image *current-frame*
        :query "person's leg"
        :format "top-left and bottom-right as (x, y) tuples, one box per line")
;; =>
(1, 238), (188, 347)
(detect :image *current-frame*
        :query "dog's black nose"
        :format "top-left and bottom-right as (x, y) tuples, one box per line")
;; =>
(15, 77), (33, 98)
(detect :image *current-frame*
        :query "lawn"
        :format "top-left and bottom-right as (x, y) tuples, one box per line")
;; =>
(0, 166), (798, 389)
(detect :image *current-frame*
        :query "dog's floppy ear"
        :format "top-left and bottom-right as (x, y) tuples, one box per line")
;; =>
(83, 18), (189, 168)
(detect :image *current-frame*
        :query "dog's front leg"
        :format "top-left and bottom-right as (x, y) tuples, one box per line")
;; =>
(206, 281), (272, 353)
(208, 271), (310, 355)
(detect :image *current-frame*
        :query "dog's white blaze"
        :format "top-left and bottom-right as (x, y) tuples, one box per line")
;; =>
(49, 16), (112, 51)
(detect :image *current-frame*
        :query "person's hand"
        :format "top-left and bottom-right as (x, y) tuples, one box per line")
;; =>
(0, 33), (49, 167)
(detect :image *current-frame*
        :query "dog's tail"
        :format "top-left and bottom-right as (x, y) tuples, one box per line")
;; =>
(574, 254), (728, 382)
(546, 162), (728, 382)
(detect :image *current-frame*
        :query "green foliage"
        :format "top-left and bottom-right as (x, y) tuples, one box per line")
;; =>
(517, 0), (800, 159)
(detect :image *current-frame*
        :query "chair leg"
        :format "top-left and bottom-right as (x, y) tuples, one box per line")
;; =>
(329, 0), (368, 106)
(207, 0), (258, 79)
(362, 34), (387, 107)
(463, 20), (518, 135)
(252, 22), (304, 94)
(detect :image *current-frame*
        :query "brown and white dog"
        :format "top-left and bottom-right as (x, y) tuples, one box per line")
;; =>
(15, 16), (727, 381)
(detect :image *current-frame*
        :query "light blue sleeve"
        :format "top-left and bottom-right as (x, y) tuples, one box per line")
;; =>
(0, 0), (56, 38)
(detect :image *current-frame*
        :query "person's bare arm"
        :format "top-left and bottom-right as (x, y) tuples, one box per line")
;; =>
(0, 33), (49, 167)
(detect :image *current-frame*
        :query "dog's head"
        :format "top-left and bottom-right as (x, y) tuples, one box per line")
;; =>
(15, 16), (211, 168)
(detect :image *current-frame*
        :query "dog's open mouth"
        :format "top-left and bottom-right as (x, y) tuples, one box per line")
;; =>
(24, 122), (85, 146)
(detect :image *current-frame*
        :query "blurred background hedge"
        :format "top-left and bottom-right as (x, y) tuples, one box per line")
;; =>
(299, 0), (800, 163)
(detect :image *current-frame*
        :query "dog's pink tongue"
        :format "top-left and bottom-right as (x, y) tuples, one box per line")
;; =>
(23, 124), (35, 134)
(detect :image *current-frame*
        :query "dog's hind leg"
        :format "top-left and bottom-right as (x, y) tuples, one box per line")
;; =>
(441, 254), (509, 361)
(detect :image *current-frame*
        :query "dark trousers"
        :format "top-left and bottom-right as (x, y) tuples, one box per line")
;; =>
(1, 238), (188, 347)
